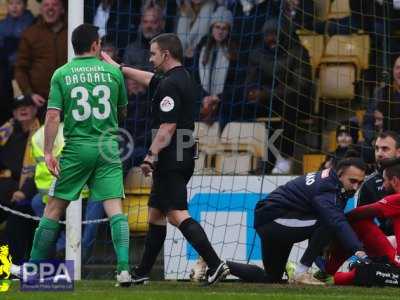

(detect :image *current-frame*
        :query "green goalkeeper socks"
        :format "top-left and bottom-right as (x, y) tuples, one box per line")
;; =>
(110, 214), (130, 272)
(30, 217), (60, 261)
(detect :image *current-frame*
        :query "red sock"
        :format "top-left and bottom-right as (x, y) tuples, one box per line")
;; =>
(351, 220), (396, 260)
(334, 269), (356, 285)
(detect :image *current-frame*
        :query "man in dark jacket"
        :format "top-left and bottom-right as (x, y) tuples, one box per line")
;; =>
(122, 3), (165, 71)
(226, 157), (367, 284)
(245, 18), (312, 174)
(14, 0), (67, 119)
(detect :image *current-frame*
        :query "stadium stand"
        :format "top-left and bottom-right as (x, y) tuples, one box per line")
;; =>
(2, 0), (400, 282)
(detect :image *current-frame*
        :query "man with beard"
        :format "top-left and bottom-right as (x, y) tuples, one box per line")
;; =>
(356, 131), (400, 232)
(122, 3), (165, 71)
(332, 158), (400, 286)
(223, 157), (367, 285)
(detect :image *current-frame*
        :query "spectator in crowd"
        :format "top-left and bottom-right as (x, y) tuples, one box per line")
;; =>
(230, 0), (278, 58)
(0, 0), (34, 124)
(363, 56), (400, 144)
(176, 0), (216, 61)
(245, 18), (312, 174)
(144, 0), (177, 35)
(85, 0), (114, 38)
(105, 0), (176, 56)
(0, 95), (40, 262)
(322, 119), (360, 170)
(124, 78), (151, 169)
(123, 2), (165, 71)
(283, 0), (315, 31)
(194, 6), (244, 127)
(14, 0), (67, 120)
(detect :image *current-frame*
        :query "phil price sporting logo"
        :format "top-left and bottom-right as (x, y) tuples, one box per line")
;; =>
(21, 259), (74, 291)
(0, 244), (12, 292)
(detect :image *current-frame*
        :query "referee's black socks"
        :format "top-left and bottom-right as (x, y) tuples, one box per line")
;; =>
(178, 218), (221, 270)
(136, 223), (166, 276)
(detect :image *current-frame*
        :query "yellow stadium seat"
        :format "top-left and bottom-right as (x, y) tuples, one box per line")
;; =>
(0, 1), (6, 20)
(215, 153), (253, 175)
(124, 167), (152, 193)
(318, 64), (355, 100)
(219, 122), (267, 160)
(194, 122), (220, 155)
(327, 130), (337, 152)
(314, 0), (331, 22)
(123, 189), (150, 234)
(327, 0), (351, 20)
(321, 34), (370, 76)
(303, 154), (326, 174)
(194, 152), (207, 173)
(297, 33), (325, 79)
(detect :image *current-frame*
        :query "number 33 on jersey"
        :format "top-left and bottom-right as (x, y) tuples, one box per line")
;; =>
(48, 56), (128, 143)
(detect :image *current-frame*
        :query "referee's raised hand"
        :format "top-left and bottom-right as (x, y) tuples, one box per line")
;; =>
(100, 51), (119, 68)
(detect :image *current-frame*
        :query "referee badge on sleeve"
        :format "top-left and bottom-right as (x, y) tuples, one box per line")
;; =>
(160, 96), (174, 112)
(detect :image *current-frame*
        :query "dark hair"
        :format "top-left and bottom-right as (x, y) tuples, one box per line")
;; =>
(377, 131), (400, 149)
(202, 26), (237, 65)
(381, 157), (400, 179)
(72, 24), (99, 55)
(335, 157), (367, 174)
(150, 33), (183, 63)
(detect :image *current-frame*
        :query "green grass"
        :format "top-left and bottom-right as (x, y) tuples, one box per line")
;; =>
(3, 280), (399, 300)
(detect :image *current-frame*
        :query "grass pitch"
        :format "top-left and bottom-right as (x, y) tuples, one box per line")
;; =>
(3, 280), (398, 300)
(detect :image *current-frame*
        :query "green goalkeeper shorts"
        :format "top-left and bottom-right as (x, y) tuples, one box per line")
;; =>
(48, 141), (124, 201)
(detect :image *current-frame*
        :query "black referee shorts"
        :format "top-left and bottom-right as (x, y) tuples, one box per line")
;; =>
(148, 152), (194, 213)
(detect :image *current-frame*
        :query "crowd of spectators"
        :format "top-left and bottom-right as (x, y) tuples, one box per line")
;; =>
(2, 0), (400, 262)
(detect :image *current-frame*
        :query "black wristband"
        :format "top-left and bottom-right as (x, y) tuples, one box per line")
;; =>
(119, 63), (125, 71)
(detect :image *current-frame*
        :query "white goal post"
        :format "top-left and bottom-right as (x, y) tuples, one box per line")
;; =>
(66, 0), (84, 281)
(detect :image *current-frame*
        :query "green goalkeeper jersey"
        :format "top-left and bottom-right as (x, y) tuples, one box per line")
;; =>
(48, 56), (128, 144)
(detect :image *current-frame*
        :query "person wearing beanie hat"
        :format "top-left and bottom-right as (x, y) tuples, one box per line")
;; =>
(321, 119), (361, 170)
(336, 119), (360, 148)
(210, 5), (233, 28)
(193, 5), (244, 127)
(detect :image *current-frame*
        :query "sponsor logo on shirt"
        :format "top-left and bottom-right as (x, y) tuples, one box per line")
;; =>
(160, 96), (175, 112)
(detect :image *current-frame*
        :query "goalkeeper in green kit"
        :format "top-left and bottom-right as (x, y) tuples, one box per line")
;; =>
(12, 24), (132, 286)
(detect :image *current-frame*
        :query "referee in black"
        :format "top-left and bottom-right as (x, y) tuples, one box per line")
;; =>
(101, 33), (229, 285)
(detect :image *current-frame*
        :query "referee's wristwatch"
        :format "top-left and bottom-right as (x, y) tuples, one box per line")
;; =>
(147, 150), (155, 157)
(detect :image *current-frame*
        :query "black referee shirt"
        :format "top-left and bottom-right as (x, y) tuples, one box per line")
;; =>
(149, 66), (195, 160)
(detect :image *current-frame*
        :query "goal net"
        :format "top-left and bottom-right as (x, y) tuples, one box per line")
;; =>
(81, 0), (384, 279)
